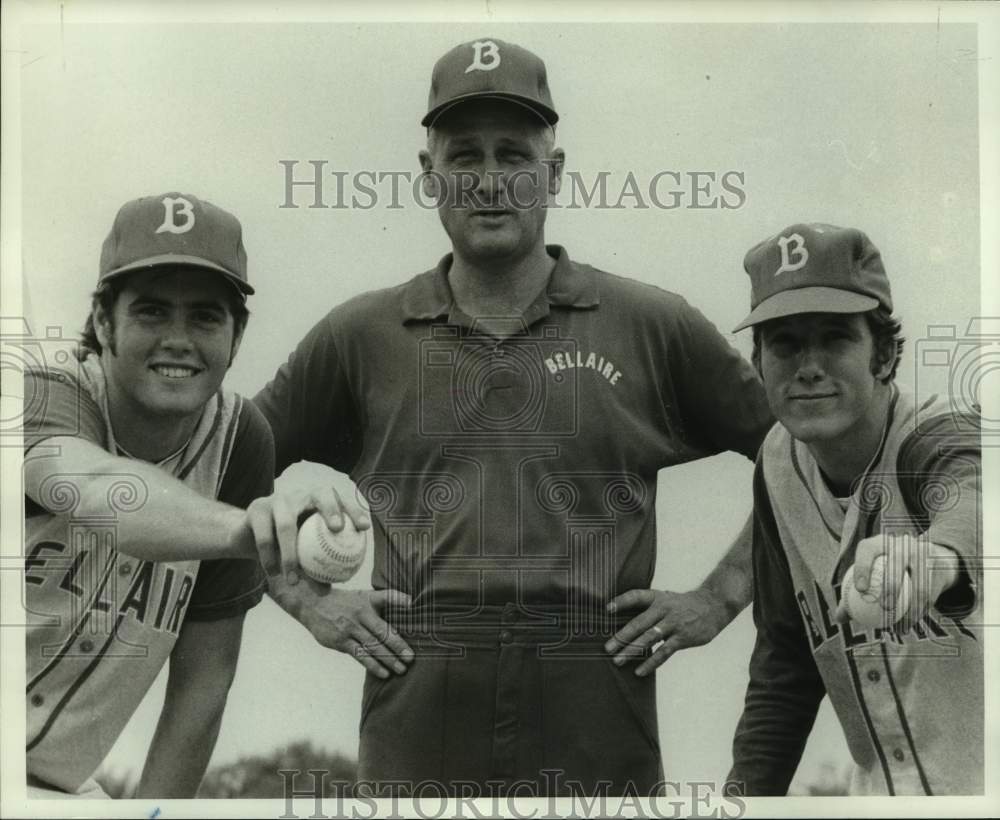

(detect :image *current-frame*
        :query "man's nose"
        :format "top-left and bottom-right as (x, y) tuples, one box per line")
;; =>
(795, 346), (826, 381)
(159, 317), (195, 352)
(473, 158), (503, 201)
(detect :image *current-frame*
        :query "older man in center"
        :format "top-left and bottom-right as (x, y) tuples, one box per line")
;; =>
(252, 39), (773, 796)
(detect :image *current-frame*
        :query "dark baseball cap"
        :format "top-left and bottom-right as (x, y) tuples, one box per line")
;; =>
(98, 192), (253, 296)
(422, 38), (558, 128)
(733, 223), (892, 332)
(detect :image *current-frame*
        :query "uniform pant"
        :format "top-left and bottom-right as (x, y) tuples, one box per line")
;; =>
(357, 603), (664, 796)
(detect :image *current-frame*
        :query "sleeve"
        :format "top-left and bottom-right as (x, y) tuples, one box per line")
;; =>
(251, 313), (363, 476)
(185, 398), (273, 622)
(22, 366), (106, 453)
(727, 458), (827, 796)
(896, 411), (981, 618)
(666, 298), (774, 461)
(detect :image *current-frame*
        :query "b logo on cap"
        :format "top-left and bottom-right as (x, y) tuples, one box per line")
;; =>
(156, 196), (196, 235)
(465, 40), (501, 73)
(775, 233), (808, 276)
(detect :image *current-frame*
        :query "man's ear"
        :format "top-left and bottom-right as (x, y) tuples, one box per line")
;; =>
(874, 337), (898, 381)
(418, 150), (439, 199)
(93, 301), (114, 353)
(547, 147), (565, 197)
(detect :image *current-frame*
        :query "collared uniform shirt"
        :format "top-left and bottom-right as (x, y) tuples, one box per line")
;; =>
(254, 245), (773, 791)
(255, 245), (772, 614)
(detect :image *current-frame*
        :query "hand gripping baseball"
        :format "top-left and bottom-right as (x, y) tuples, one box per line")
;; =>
(834, 533), (961, 628)
(247, 461), (371, 584)
(297, 512), (367, 584)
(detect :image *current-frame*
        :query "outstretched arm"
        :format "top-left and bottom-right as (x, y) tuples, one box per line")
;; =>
(135, 614), (246, 798)
(835, 414), (981, 626)
(24, 436), (255, 563)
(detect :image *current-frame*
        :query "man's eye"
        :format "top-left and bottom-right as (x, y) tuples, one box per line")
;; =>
(136, 305), (164, 318)
(767, 336), (796, 351)
(192, 311), (224, 325)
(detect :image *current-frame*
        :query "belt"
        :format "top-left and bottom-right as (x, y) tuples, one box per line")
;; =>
(386, 602), (649, 657)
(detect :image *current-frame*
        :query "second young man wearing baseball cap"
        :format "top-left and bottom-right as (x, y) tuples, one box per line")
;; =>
(727, 223), (982, 795)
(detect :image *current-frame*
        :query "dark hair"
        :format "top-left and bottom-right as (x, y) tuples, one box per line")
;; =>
(77, 274), (250, 361)
(751, 307), (904, 384)
(77, 282), (120, 359)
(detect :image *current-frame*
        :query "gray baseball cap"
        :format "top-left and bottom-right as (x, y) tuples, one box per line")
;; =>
(423, 38), (558, 128)
(734, 223), (891, 332)
(99, 192), (253, 296)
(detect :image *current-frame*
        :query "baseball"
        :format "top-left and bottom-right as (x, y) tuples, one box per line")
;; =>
(841, 555), (912, 629)
(296, 512), (367, 584)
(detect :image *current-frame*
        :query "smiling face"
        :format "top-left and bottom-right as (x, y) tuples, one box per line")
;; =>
(95, 267), (242, 429)
(419, 99), (563, 264)
(758, 312), (894, 447)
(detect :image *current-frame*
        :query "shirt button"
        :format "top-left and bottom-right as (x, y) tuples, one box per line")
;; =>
(867, 670), (881, 683)
(500, 630), (513, 644)
(893, 748), (905, 762)
(30, 693), (44, 707)
(80, 640), (94, 653)
(119, 562), (132, 576)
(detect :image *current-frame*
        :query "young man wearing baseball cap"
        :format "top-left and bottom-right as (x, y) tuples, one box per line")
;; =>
(727, 223), (982, 795)
(252, 39), (773, 795)
(23, 193), (275, 798)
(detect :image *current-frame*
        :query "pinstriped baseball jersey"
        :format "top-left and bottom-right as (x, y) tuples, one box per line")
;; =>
(730, 386), (982, 795)
(23, 355), (251, 793)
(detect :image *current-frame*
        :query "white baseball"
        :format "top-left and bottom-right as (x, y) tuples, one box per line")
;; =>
(296, 512), (367, 584)
(841, 555), (912, 629)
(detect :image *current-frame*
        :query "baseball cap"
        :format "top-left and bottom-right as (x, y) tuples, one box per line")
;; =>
(733, 223), (892, 332)
(422, 38), (558, 128)
(98, 192), (253, 296)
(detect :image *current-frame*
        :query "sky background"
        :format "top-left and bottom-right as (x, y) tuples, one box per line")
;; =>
(5, 7), (990, 802)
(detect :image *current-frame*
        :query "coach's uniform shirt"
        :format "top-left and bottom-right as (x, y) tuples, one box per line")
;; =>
(729, 387), (982, 795)
(23, 355), (270, 794)
(255, 246), (773, 792)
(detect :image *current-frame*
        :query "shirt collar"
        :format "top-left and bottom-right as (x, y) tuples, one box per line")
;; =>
(400, 245), (600, 324)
